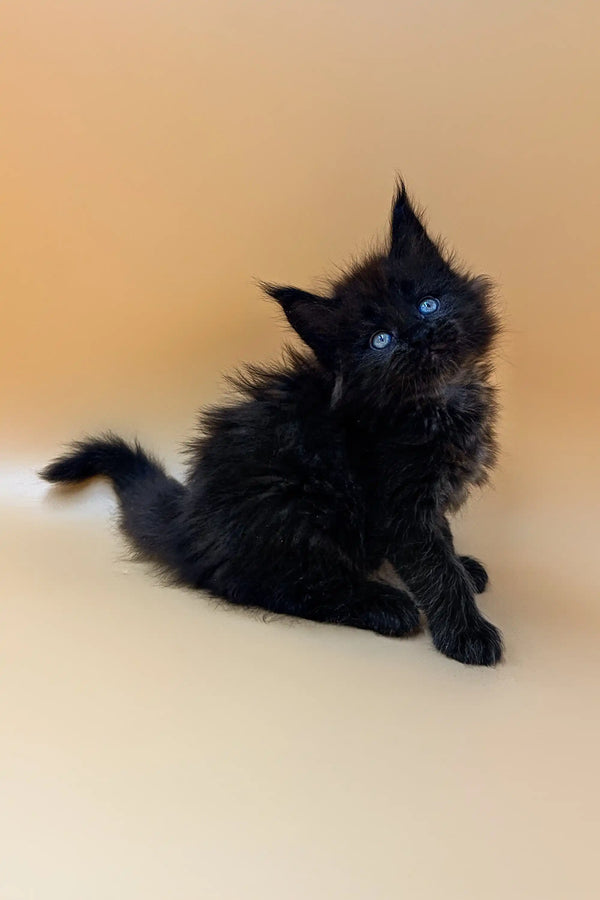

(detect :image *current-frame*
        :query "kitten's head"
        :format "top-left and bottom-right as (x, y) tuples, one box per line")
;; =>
(264, 182), (498, 403)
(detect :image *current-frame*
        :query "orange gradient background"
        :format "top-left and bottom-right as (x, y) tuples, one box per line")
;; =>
(2, 2), (599, 898)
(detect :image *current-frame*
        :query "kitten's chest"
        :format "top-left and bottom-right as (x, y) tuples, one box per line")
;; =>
(420, 381), (497, 506)
(355, 379), (497, 511)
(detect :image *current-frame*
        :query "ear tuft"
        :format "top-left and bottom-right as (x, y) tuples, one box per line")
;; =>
(389, 180), (437, 259)
(393, 177), (408, 207)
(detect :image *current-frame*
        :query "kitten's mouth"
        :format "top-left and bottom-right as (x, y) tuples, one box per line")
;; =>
(400, 342), (461, 386)
(407, 340), (447, 361)
(407, 325), (462, 367)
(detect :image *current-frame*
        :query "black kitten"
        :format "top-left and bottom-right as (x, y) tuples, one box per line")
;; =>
(42, 183), (503, 666)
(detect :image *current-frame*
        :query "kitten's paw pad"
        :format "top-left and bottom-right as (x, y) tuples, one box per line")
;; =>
(460, 556), (489, 593)
(358, 583), (421, 637)
(433, 616), (503, 666)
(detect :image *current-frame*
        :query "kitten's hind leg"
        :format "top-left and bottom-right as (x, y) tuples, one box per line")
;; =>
(346, 580), (421, 637)
(205, 464), (421, 637)
(237, 568), (421, 638)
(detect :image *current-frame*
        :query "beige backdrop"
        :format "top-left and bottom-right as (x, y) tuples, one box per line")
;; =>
(2, 1), (599, 898)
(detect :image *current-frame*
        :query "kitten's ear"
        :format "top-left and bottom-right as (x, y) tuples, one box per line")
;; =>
(262, 284), (338, 363)
(389, 180), (437, 259)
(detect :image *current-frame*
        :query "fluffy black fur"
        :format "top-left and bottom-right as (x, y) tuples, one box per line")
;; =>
(42, 183), (503, 666)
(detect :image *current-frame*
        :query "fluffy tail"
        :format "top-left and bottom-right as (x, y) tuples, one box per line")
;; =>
(40, 433), (190, 578)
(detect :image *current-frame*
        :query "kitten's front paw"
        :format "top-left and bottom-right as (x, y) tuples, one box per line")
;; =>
(460, 556), (489, 593)
(432, 615), (503, 666)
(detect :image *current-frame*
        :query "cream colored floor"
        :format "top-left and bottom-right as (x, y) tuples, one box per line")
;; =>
(2, 454), (599, 899)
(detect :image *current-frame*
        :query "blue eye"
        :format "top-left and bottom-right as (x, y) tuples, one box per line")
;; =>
(418, 297), (440, 315)
(370, 331), (393, 350)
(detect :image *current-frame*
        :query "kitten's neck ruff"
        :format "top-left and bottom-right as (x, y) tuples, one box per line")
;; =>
(326, 358), (493, 416)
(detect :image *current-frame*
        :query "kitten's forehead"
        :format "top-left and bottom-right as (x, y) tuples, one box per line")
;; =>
(389, 249), (452, 287)
(336, 255), (453, 308)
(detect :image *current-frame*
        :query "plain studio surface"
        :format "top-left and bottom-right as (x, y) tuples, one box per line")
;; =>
(1, 1), (600, 898)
